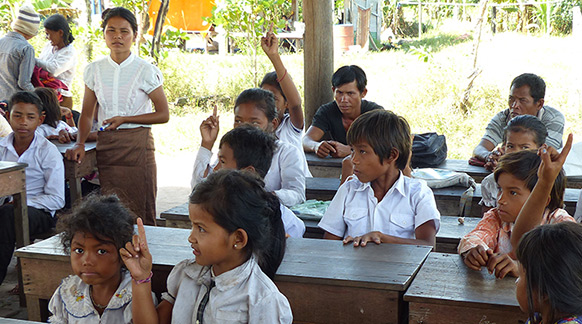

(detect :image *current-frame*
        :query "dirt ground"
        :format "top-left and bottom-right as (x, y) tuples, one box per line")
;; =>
(0, 151), (193, 320)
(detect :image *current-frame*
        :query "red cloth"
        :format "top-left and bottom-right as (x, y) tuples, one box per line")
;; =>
(31, 66), (69, 101)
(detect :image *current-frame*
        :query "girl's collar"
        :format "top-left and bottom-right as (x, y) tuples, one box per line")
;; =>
(107, 52), (135, 67)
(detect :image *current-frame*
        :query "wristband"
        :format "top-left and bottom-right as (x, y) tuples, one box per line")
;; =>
(276, 69), (287, 83)
(313, 142), (322, 153)
(133, 271), (153, 284)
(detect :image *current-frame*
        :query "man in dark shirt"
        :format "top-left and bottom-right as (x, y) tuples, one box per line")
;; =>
(303, 65), (383, 158)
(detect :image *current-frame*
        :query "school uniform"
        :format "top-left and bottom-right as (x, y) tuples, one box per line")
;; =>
(162, 255), (292, 324)
(318, 172), (440, 239)
(479, 173), (498, 208)
(36, 121), (77, 137)
(457, 207), (574, 255)
(190, 146), (306, 237)
(0, 132), (64, 284)
(48, 271), (134, 324)
(84, 52), (162, 225)
(36, 42), (77, 101)
(275, 114), (311, 178)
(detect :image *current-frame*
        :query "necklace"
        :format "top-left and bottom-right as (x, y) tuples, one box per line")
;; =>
(89, 286), (108, 309)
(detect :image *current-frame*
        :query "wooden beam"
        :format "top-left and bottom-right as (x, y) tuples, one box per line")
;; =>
(304, 0), (334, 128)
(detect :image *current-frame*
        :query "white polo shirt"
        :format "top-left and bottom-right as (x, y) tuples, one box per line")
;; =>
(318, 172), (440, 239)
(263, 140), (306, 207)
(275, 114), (311, 178)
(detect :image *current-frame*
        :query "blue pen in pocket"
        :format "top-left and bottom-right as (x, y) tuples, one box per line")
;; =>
(99, 123), (111, 131)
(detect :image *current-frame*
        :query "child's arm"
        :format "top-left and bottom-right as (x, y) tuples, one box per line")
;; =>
(261, 30), (303, 130)
(191, 107), (219, 188)
(120, 218), (171, 324)
(102, 86), (169, 130)
(18, 45), (35, 91)
(486, 253), (518, 279)
(344, 220), (437, 247)
(271, 144), (306, 206)
(27, 146), (65, 211)
(510, 134), (573, 253)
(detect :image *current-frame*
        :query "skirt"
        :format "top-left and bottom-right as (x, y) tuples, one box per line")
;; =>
(96, 127), (157, 225)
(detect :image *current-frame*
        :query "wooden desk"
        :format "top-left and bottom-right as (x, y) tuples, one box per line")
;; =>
(0, 162), (28, 248)
(437, 159), (490, 182)
(404, 253), (525, 324)
(16, 227), (431, 323)
(50, 141), (97, 204)
(305, 153), (343, 178)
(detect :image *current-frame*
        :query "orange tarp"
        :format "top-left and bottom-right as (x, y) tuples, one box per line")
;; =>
(148, 0), (215, 34)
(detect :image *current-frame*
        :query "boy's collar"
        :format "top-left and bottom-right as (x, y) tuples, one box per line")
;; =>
(353, 171), (407, 197)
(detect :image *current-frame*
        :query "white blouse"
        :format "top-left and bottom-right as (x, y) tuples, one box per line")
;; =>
(84, 53), (163, 129)
(36, 43), (77, 97)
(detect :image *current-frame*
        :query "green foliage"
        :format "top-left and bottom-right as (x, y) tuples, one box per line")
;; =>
(551, 0), (582, 34)
(110, 0), (150, 13)
(140, 27), (190, 62)
(31, 0), (72, 11)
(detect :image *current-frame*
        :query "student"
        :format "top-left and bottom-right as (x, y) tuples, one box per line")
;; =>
(303, 65), (383, 158)
(458, 149), (575, 279)
(121, 170), (293, 323)
(0, 91), (65, 284)
(575, 190), (582, 223)
(65, 7), (169, 225)
(213, 124), (305, 237)
(480, 115), (548, 213)
(49, 194), (147, 323)
(0, 4), (40, 101)
(191, 88), (306, 207)
(516, 222), (582, 324)
(36, 14), (77, 109)
(318, 109), (440, 246)
(34, 87), (77, 139)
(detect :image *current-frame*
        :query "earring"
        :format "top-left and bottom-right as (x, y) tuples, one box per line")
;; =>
(234, 244), (238, 248)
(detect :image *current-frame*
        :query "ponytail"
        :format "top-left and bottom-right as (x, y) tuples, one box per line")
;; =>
(190, 169), (286, 279)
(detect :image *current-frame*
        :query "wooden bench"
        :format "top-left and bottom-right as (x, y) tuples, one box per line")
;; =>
(15, 227), (431, 323)
(305, 177), (580, 216)
(50, 141), (97, 204)
(404, 252), (525, 323)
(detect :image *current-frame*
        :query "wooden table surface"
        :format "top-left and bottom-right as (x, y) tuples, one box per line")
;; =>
(16, 226), (432, 323)
(404, 252), (525, 324)
(50, 141), (97, 204)
(305, 152), (343, 178)
(0, 161), (28, 248)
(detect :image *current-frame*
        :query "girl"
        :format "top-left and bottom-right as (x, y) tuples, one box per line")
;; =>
(65, 7), (169, 225)
(36, 14), (77, 109)
(48, 194), (139, 323)
(34, 87), (77, 139)
(458, 149), (575, 278)
(121, 170), (293, 323)
(480, 115), (548, 213)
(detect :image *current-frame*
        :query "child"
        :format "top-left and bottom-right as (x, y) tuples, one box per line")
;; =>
(214, 124), (305, 237)
(65, 7), (169, 225)
(49, 194), (142, 323)
(34, 87), (77, 139)
(0, 91), (65, 284)
(318, 109), (440, 246)
(121, 170), (293, 323)
(36, 13), (77, 109)
(191, 88), (306, 207)
(516, 222), (582, 324)
(575, 190), (582, 222)
(480, 115), (548, 212)
(458, 149), (575, 279)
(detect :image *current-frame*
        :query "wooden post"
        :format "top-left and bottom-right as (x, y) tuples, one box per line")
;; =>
(292, 0), (299, 21)
(418, 2), (423, 38)
(304, 0), (334, 128)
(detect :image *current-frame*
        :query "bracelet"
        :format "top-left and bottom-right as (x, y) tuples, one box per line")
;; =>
(134, 271), (153, 284)
(65, 114), (73, 119)
(276, 69), (287, 83)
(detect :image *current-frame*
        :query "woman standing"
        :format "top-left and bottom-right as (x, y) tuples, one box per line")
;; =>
(66, 7), (169, 225)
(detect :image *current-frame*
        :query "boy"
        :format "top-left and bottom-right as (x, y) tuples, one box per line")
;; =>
(0, 4), (40, 101)
(191, 88), (306, 207)
(0, 91), (65, 284)
(213, 124), (305, 237)
(318, 109), (440, 246)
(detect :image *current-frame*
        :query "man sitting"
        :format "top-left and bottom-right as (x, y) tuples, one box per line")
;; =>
(302, 65), (383, 158)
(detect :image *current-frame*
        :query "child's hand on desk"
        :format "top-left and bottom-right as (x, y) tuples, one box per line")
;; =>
(537, 133), (573, 185)
(486, 252), (518, 279)
(65, 143), (85, 163)
(328, 141), (351, 158)
(200, 106), (220, 150)
(344, 231), (384, 247)
(120, 218), (153, 281)
(462, 245), (492, 270)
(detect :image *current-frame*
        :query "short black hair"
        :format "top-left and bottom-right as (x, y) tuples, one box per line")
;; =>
(510, 73), (546, 103)
(9, 91), (43, 114)
(494, 150), (565, 212)
(44, 14), (74, 46)
(504, 114), (548, 147)
(219, 124), (277, 178)
(101, 7), (138, 34)
(58, 194), (135, 257)
(260, 71), (286, 101)
(234, 88), (277, 122)
(332, 65), (367, 93)
(34, 87), (61, 128)
(347, 109), (411, 170)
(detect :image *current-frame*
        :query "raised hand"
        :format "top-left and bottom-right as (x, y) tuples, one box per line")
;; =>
(120, 218), (153, 281)
(261, 24), (278, 56)
(200, 105), (220, 150)
(537, 133), (573, 185)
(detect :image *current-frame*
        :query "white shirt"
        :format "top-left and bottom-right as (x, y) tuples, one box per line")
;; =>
(0, 133), (65, 215)
(575, 190), (582, 223)
(479, 173), (498, 208)
(36, 42), (77, 97)
(275, 114), (311, 178)
(318, 173), (441, 239)
(191, 141), (307, 207)
(36, 121), (77, 137)
(84, 53), (163, 129)
(162, 255), (292, 324)
(48, 271), (134, 324)
(280, 204), (305, 238)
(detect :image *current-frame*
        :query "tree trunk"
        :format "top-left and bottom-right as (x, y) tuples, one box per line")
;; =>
(151, 0), (170, 63)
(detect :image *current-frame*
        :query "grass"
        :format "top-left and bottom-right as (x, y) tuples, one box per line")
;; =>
(28, 25), (582, 158)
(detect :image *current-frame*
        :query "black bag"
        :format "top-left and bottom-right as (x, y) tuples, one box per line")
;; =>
(411, 132), (447, 168)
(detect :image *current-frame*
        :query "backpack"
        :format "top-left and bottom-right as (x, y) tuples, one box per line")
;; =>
(411, 132), (447, 168)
